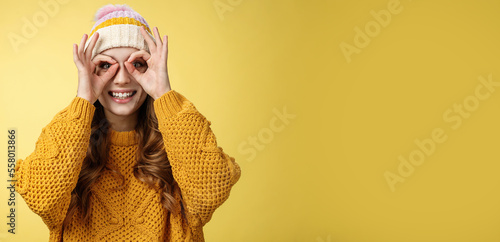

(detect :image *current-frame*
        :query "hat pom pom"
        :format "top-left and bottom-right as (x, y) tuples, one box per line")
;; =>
(94, 4), (134, 21)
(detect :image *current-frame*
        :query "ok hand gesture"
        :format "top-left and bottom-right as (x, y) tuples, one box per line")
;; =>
(124, 26), (171, 100)
(73, 32), (119, 104)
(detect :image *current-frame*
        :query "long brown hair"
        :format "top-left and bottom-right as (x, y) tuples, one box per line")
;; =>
(62, 95), (181, 227)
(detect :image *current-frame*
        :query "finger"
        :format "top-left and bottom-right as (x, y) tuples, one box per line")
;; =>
(78, 34), (88, 59)
(124, 61), (141, 80)
(89, 61), (96, 75)
(73, 44), (86, 71)
(127, 50), (151, 63)
(162, 35), (168, 60)
(85, 32), (99, 61)
(101, 63), (119, 81)
(73, 44), (81, 65)
(92, 55), (117, 65)
(153, 27), (163, 50)
(140, 26), (156, 53)
(73, 43), (85, 68)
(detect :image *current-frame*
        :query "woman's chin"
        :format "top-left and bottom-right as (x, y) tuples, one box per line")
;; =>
(106, 107), (139, 118)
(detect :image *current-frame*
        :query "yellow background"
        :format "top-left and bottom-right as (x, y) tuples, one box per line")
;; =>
(1, 0), (500, 241)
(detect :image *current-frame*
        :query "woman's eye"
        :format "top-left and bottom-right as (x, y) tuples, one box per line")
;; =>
(133, 62), (143, 68)
(100, 62), (111, 69)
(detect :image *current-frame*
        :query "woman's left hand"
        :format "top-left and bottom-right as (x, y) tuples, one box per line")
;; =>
(125, 26), (171, 100)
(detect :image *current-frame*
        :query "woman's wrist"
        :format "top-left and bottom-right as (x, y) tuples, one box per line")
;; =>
(153, 86), (172, 100)
(76, 92), (95, 104)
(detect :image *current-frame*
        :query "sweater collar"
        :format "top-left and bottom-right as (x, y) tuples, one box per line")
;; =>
(109, 129), (138, 146)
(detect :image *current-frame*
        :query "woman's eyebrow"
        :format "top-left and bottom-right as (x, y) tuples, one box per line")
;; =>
(95, 53), (136, 61)
(95, 53), (116, 59)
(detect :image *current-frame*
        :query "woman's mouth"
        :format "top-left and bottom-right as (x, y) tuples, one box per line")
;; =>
(108, 90), (137, 103)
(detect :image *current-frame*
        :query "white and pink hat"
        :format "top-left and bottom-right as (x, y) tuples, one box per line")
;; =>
(84, 4), (156, 60)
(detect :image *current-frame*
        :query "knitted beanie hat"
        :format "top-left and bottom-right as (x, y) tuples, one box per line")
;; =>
(84, 4), (156, 60)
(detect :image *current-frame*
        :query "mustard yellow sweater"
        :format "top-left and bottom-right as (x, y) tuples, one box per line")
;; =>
(14, 90), (241, 241)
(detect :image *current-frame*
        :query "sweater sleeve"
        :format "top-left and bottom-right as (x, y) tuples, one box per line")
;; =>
(153, 89), (241, 227)
(13, 97), (95, 230)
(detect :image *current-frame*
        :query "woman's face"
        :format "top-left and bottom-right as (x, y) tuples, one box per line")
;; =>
(94, 47), (148, 121)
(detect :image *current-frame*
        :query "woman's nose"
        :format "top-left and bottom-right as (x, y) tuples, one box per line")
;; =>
(113, 63), (131, 84)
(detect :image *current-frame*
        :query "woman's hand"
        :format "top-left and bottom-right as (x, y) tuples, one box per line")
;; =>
(73, 32), (119, 104)
(124, 26), (171, 100)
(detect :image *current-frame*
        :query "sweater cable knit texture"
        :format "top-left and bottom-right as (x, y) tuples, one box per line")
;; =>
(14, 90), (241, 241)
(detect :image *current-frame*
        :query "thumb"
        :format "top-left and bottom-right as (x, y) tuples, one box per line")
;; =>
(101, 63), (119, 81)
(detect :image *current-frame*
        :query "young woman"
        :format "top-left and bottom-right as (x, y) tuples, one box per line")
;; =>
(13, 4), (240, 241)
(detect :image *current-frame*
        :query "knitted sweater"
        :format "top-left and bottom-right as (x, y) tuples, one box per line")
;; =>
(14, 90), (241, 241)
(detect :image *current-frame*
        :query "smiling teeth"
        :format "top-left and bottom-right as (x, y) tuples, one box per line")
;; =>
(112, 92), (134, 99)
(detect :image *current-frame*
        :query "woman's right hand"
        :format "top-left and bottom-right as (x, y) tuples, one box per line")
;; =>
(73, 32), (118, 104)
